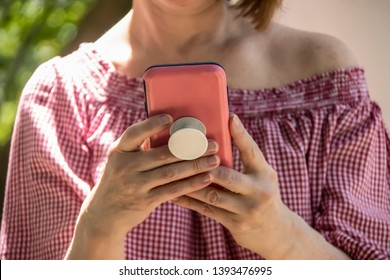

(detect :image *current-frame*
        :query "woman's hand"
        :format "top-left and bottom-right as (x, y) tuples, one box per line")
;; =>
(66, 114), (220, 259)
(172, 114), (284, 256)
(172, 115), (351, 260)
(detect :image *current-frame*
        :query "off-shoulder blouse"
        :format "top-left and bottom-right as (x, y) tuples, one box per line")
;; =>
(1, 44), (389, 259)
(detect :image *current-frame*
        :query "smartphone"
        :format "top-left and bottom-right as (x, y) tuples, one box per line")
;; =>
(143, 63), (232, 168)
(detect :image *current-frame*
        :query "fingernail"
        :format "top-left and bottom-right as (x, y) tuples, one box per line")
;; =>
(208, 155), (219, 166)
(233, 114), (240, 127)
(208, 141), (219, 152)
(161, 114), (172, 125)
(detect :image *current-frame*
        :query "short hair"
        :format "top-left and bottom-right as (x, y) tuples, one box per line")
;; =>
(234, 0), (282, 30)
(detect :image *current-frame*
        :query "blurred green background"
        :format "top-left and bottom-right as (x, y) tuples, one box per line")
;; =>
(0, 0), (131, 217)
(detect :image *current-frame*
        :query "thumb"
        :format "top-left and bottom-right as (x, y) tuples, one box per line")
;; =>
(116, 114), (172, 152)
(230, 114), (266, 173)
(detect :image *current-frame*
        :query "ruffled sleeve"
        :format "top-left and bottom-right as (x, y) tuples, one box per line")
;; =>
(315, 99), (390, 259)
(229, 68), (390, 259)
(0, 59), (92, 259)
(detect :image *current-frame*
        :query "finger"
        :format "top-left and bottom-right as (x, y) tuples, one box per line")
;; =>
(184, 185), (243, 214)
(149, 173), (214, 204)
(144, 154), (220, 189)
(172, 196), (236, 229)
(230, 114), (266, 173)
(116, 114), (173, 152)
(210, 165), (253, 195)
(136, 140), (219, 171)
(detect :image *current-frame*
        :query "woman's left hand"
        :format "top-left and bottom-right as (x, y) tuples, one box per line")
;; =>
(172, 114), (293, 258)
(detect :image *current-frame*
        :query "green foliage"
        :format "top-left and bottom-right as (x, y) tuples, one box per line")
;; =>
(0, 0), (96, 147)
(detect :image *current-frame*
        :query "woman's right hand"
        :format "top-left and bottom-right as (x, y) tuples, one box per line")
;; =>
(66, 114), (220, 259)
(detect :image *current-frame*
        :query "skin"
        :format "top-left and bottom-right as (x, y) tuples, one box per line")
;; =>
(66, 0), (358, 259)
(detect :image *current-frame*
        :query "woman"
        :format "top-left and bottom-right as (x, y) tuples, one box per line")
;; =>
(1, 0), (389, 259)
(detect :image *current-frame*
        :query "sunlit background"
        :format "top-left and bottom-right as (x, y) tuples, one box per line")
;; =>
(278, 0), (390, 127)
(1, 0), (94, 145)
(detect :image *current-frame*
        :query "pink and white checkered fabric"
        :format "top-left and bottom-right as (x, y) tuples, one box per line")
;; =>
(1, 44), (389, 259)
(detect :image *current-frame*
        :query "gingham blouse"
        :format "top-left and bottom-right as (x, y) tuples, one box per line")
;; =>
(1, 44), (389, 259)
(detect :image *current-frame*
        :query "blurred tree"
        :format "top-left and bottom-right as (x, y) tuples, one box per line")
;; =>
(0, 0), (96, 146)
(66, 0), (131, 54)
(0, 0), (132, 218)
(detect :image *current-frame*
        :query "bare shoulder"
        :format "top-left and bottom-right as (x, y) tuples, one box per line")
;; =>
(267, 24), (359, 80)
(295, 28), (359, 70)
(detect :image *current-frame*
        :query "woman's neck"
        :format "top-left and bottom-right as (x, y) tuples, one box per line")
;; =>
(95, 1), (259, 78)
(129, 0), (241, 61)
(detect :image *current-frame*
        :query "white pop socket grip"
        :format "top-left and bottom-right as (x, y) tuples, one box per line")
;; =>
(168, 117), (208, 160)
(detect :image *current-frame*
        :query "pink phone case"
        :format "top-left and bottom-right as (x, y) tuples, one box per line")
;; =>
(143, 63), (232, 167)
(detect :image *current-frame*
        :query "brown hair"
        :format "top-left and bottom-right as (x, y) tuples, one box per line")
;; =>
(233, 0), (282, 30)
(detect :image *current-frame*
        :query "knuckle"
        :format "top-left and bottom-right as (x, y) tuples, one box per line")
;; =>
(121, 127), (135, 145)
(116, 177), (135, 194)
(262, 190), (277, 207)
(219, 169), (235, 185)
(127, 175), (149, 190)
(161, 167), (177, 180)
(193, 158), (203, 172)
(107, 141), (122, 162)
(106, 156), (127, 179)
(112, 190), (145, 211)
(116, 197), (135, 211)
(206, 189), (222, 205)
(153, 148), (170, 162)
(246, 203), (261, 219)
(106, 147), (139, 178)
(167, 182), (181, 195)
(201, 204), (214, 215)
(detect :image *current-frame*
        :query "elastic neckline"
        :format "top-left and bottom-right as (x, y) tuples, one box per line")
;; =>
(80, 43), (364, 91)
(77, 43), (369, 116)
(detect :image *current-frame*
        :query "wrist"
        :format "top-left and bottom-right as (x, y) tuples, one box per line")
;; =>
(259, 204), (350, 259)
(65, 213), (127, 260)
(257, 203), (298, 259)
(266, 206), (306, 259)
